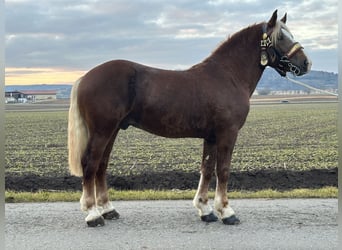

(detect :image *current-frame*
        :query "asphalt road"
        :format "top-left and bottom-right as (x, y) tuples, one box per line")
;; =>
(5, 199), (337, 250)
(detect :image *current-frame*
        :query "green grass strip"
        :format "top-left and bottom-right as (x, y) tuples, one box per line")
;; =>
(5, 187), (337, 203)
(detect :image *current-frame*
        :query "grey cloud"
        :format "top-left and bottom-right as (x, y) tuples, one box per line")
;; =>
(5, 0), (338, 72)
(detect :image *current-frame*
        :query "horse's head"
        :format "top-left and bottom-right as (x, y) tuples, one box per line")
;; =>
(260, 10), (311, 77)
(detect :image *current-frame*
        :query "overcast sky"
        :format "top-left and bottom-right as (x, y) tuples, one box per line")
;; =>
(5, 0), (338, 85)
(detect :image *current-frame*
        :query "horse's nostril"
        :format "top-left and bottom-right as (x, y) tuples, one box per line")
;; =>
(302, 59), (312, 73)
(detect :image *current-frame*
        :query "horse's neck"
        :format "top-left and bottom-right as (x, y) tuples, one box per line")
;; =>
(202, 23), (265, 95)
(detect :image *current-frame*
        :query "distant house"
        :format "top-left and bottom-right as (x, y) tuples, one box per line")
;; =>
(5, 91), (24, 103)
(5, 90), (57, 103)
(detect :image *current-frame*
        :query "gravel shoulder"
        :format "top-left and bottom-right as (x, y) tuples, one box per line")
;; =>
(5, 199), (337, 250)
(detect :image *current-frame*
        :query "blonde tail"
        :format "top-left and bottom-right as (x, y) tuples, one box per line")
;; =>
(68, 78), (88, 177)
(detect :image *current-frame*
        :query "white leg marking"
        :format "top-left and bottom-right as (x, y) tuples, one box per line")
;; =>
(193, 174), (213, 216)
(85, 205), (102, 222)
(80, 192), (87, 212)
(97, 201), (115, 216)
(221, 205), (235, 218)
(193, 193), (213, 216)
(214, 196), (235, 219)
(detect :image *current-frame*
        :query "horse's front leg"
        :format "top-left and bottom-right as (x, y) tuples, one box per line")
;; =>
(193, 140), (218, 222)
(215, 130), (240, 225)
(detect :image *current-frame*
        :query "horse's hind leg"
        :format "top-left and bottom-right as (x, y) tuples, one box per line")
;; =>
(95, 129), (120, 220)
(80, 133), (111, 227)
(193, 140), (218, 222)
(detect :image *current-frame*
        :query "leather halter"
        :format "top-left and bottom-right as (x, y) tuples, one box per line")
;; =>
(286, 42), (303, 59)
(260, 24), (303, 76)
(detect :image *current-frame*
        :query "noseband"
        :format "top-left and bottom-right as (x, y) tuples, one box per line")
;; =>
(260, 24), (303, 76)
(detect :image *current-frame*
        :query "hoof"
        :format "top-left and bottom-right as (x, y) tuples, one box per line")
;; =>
(201, 212), (218, 223)
(87, 216), (105, 227)
(222, 215), (240, 225)
(102, 209), (120, 220)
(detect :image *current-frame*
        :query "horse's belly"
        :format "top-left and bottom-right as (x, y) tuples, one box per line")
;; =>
(130, 113), (210, 139)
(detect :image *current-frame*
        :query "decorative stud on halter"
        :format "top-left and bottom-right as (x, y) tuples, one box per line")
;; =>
(260, 25), (272, 66)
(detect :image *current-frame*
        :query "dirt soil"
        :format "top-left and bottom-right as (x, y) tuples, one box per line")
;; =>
(5, 167), (337, 192)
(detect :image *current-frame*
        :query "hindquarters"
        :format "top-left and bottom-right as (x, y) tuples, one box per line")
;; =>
(68, 60), (138, 226)
(77, 60), (138, 127)
(68, 61), (137, 176)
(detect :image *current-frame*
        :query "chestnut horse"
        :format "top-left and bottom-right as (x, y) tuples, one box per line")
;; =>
(68, 10), (311, 227)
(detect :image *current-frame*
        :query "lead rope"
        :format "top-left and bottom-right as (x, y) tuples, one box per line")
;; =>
(285, 75), (338, 97)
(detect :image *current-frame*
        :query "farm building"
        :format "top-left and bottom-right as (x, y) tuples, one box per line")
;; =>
(5, 90), (57, 103)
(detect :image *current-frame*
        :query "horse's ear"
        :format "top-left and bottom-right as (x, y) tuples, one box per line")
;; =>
(280, 13), (287, 24)
(268, 9), (278, 29)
